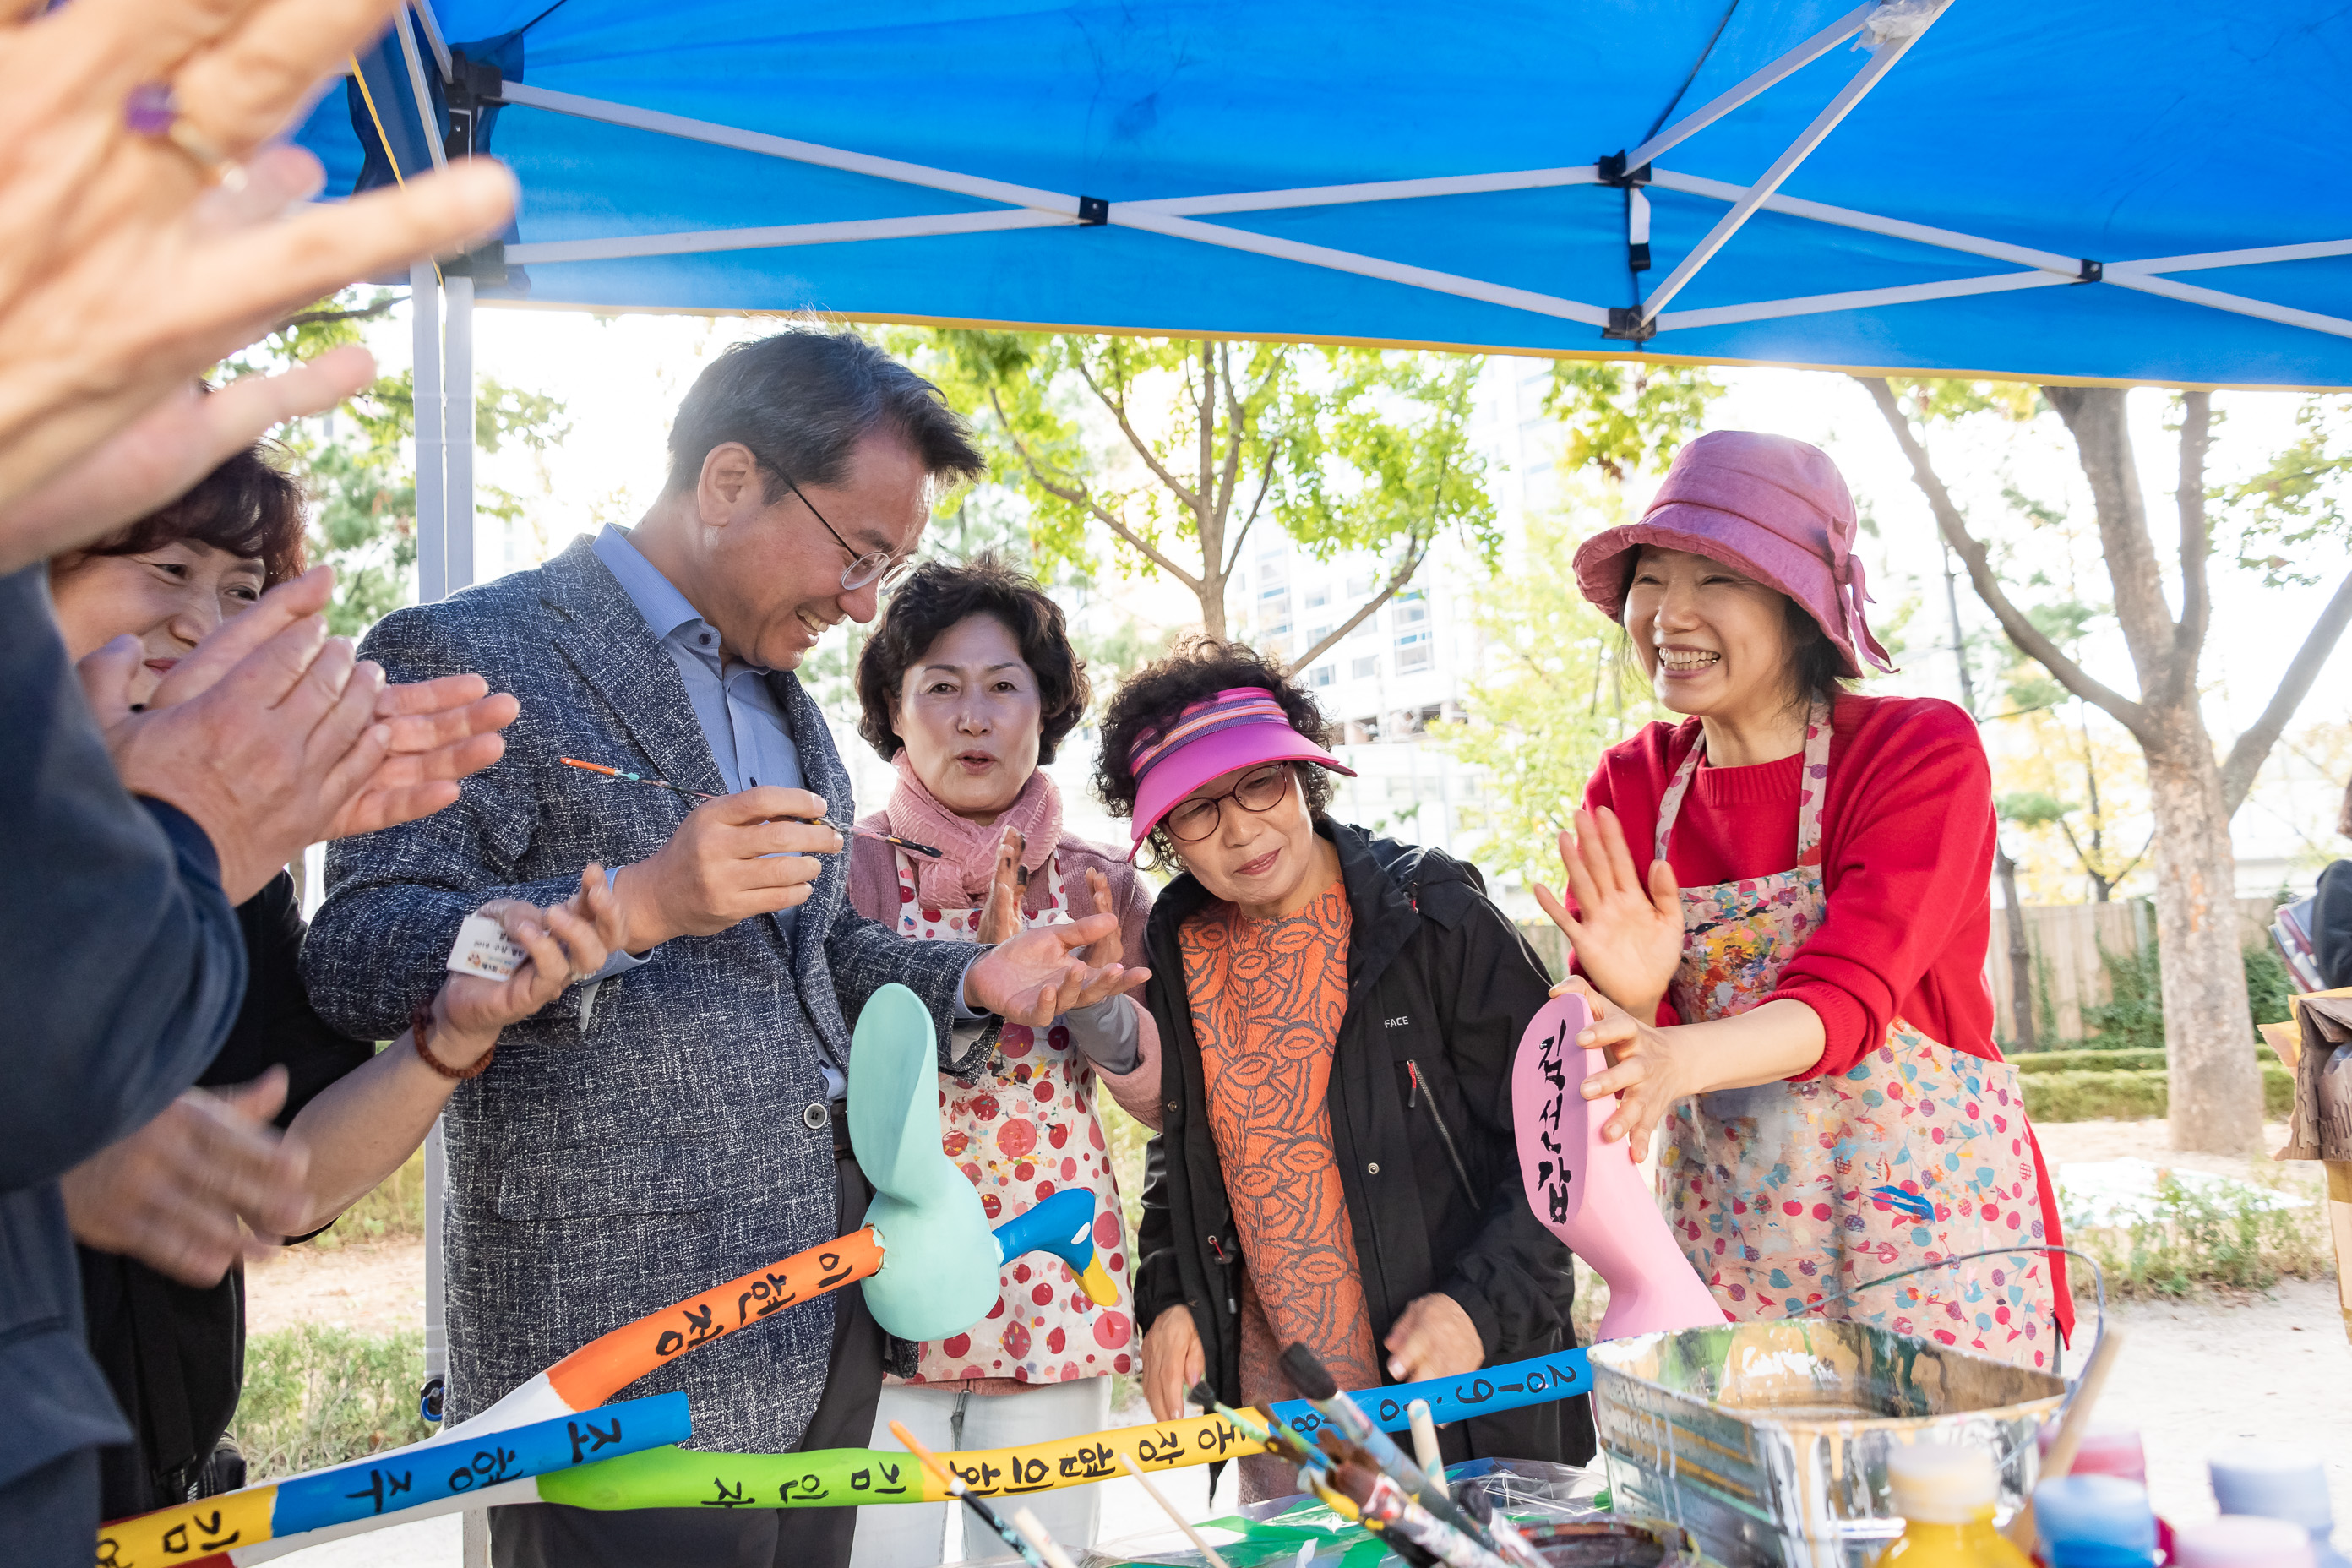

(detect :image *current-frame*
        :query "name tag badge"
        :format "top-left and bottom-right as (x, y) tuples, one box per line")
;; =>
(447, 912), (525, 981)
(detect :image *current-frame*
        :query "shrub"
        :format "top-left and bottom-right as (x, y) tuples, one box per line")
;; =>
(2065, 1168), (2332, 1300)
(2011, 1046), (2279, 1075)
(2082, 920), (2297, 1052)
(2023, 1064), (2297, 1122)
(231, 1325), (433, 1480)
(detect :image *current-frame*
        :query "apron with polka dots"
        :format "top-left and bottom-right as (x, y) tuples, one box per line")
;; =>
(1655, 703), (2056, 1368)
(892, 849), (1139, 1385)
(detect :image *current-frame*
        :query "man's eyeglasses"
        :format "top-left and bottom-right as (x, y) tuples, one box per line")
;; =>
(1163, 763), (1296, 843)
(758, 458), (917, 593)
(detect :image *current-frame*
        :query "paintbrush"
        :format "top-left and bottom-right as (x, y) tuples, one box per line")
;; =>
(887, 1419), (1047, 1568)
(1117, 1449), (1235, 1568)
(558, 757), (945, 858)
(1009, 1506), (1082, 1568)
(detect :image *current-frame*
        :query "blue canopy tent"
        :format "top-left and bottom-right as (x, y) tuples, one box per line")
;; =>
(300, 0), (2352, 1471)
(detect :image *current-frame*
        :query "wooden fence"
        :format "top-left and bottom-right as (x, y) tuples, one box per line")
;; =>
(1986, 896), (2280, 1047)
(1517, 895), (2282, 1048)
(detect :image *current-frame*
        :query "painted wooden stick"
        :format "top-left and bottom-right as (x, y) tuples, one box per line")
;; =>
(1119, 1448), (1234, 1568)
(558, 755), (945, 855)
(1011, 1505), (1084, 1568)
(2006, 1325), (2128, 1553)
(1407, 1397), (1442, 1475)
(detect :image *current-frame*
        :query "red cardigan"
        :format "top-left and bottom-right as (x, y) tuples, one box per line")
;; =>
(1580, 693), (2071, 1337)
(1582, 692), (1997, 1075)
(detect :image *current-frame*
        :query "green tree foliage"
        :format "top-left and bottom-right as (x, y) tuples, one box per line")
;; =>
(890, 330), (1494, 669)
(220, 290), (569, 635)
(1544, 359), (1727, 482)
(1441, 506), (1659, 886)
(2225, 394), (2352, 586)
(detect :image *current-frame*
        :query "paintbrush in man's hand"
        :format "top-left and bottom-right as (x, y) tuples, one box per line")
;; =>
(558, 757), (944, 857)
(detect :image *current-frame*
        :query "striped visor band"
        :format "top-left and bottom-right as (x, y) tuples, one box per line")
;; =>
(1127, 689), (1296, 785)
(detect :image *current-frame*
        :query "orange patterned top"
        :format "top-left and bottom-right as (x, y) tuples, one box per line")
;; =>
(1181, 874), (1379, 1496)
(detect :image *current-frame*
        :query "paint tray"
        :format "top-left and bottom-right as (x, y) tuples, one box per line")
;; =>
(1588, 1320), (2064, 1568)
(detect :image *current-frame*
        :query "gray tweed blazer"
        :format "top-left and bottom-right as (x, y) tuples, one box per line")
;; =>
(299, 537), (988, 1453)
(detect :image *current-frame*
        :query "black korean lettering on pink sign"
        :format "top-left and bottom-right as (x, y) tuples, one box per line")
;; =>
(1535, 1020), (1572, 1224)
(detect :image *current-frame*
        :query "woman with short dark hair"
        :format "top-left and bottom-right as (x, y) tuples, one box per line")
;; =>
(1108, 639), (1590, 1502)
(1540, 430), (2069, 1364)
(846, 556), (1158, 1567)
(47, 445), (621, 1517)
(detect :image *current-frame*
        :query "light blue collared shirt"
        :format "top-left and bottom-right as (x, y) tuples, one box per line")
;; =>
(589, 525), (986, 1073)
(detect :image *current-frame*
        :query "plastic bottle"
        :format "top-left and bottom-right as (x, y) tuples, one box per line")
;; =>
(2208, 1447), (2349, 1568)
(1876, 1445), (2034, 1568)
(2174, 1517), (2319, 1568)
(2034, 1475), (2159, 1568)
(2037, 1423), (2148, 1484)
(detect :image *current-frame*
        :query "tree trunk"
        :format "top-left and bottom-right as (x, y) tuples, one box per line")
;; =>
(1198, 561), (1228, 641)
(1994, 845), (2037, 1050)
(2146, 722), (2263, 1153)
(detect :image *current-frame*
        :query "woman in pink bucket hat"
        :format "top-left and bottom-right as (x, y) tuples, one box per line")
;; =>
(1098, 640), (1592, 1499)
(1542, 429), (2072, 1365)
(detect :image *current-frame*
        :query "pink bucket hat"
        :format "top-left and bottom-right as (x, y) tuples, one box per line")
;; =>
(1123, 686), (1356, 861)
(1571, 430), (1894, 677)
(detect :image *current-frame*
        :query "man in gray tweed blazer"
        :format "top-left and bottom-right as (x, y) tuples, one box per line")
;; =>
(301, 331), (1143, 1568)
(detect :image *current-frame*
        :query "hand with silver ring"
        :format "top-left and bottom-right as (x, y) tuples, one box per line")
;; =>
(0, 0), (520, 534)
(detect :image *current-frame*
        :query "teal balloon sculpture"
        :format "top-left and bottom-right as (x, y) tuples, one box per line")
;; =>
(852, 984), (1004, 1341)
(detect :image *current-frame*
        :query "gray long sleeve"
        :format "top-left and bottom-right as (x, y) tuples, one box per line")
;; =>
(0, 566), (246, 1190)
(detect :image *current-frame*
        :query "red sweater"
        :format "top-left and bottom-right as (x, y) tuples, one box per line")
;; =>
(1582, 692), (1997, 1075)
(1581, 693), (2071, 1336)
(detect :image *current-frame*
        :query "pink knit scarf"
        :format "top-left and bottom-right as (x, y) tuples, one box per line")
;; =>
(887, 753), (1063, 909)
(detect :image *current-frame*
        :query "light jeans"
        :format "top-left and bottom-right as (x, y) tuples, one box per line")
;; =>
(848, 1378), (1113, 1568)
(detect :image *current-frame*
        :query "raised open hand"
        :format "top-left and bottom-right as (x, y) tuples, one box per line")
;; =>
(964, 913), (1151, 1026)
(1532, 806), (1684, 1019)
(0, 0), (516, 514)
(974, 825), (1026, 945)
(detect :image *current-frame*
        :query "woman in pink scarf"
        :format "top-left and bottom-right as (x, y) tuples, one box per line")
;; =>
(845, 557), (1159, 1567)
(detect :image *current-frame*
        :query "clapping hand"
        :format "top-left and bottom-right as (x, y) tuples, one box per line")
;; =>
(61, 1068), (310, 1286)
(0, 0), (515, 524)
(1532, 807), (1685, 1018)
(974, 826), (1026, 945)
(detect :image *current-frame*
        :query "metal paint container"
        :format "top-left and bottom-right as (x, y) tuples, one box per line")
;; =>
(1589, 1322), (2065, 1568)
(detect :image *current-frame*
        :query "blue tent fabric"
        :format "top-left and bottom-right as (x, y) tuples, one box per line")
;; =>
(298, 2), (2352, 387)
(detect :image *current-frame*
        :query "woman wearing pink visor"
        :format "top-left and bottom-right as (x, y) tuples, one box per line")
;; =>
(1104, 641), (1592, 1501)
(1544, 429), (2070, 1366)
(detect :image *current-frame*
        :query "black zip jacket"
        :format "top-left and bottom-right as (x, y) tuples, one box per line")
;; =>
(1134, 820), (1596, 1467)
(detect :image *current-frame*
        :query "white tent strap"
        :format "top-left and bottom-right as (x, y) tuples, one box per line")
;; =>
(1624, 0), (1882, 171)
(1110, 210), (1609, 326)
(494, 82), (1083, 215)
(1639, 0), (1952, 324)
(506, 208), (1070, 264)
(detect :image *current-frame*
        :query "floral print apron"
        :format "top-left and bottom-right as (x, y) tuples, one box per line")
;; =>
(1655, 704), (2056, 1368)
(890, 849), (1138, 1385)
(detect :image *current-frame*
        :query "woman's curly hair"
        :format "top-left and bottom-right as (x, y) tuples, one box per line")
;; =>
(1094, 636), (1337, 868)
(855, 554), (1089, 764)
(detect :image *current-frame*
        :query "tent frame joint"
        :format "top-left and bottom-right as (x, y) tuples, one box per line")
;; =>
(1076, 195), (1110, 226)
(1602, 306), (1658, 342)
(2077, 259), (2104, 283)
(1595, 151), (1653, 188)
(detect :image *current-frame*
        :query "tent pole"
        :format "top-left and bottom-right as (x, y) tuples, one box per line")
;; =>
(1639, 3), (1951, 325)
(445, 274), (476, 591)
(410, 0), (454, 80)
(394, 8), (449, 170)
(412, 260), (444, 605)
(1623, 0), (1879, 171)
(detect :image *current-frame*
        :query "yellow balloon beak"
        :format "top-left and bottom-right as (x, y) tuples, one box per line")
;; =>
(1077, 1255), (1119, 1308)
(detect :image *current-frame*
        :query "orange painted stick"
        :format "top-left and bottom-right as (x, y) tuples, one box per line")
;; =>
(545, 1227), (887, 1410)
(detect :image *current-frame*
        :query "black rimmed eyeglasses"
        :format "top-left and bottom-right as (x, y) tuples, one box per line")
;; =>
(754, 455), (918, 593)
(1163, 763), (1297, 843)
